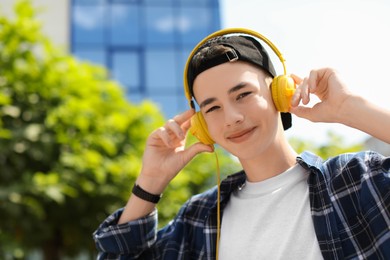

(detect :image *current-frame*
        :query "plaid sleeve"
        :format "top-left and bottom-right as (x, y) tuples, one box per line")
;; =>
(327, 151), (390, 259)
(91, 177), (239, 259)
(93, 208), (158, 258)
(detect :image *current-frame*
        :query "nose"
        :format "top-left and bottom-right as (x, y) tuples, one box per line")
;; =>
(224, 105), (244, 127)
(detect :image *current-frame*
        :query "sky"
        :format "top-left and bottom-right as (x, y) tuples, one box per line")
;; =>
(220, 0), (390, 145)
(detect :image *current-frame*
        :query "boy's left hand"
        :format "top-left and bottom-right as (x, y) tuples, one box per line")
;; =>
(289, 67), (352, 124)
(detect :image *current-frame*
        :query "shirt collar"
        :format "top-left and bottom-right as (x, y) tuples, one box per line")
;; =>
(296, 151), (324, 173)
(219, 151), (324, 191)
(215, 151), (324, 209)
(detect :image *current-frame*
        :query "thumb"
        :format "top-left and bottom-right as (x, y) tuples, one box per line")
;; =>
(182, 142), (214, 162)
(290, 105), (318, 122)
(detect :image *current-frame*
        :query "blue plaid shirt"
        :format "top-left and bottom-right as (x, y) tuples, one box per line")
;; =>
(93, 151), (390, 259)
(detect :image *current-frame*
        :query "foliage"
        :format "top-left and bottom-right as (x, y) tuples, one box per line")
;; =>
(289, 131), (364, 159)
(0, 1), (241, 259)
(0, 1), (162, 258)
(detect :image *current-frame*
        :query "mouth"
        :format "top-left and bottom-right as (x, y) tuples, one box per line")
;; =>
(226, 127), (256, 143)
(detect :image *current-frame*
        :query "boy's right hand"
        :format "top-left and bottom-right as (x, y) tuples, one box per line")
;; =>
(136, 109), (214, 195)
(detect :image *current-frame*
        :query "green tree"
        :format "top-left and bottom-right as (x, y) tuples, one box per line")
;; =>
(0, 1), (163, 259)
(0, 1), (241, 259)
(289, 131), (364, 159)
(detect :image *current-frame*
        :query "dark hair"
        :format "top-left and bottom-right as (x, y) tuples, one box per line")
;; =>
(188, 36), (276, 95)
(191, 44), (233, 71)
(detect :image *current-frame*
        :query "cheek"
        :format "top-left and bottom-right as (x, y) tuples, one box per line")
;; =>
(204, 115), (223, 141)
(202, 110), (231, 145)
(248, 96), (274, 115)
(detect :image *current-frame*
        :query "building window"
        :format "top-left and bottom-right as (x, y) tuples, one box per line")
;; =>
(71, 0), (220, 118)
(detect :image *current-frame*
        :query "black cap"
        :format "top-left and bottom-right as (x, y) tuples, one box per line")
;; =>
(187, 35), (292, 130)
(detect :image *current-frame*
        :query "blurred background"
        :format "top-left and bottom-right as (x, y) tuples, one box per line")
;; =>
(0, 0), (389, 259)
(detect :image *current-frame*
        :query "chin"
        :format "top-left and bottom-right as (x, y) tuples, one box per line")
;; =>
(219, 143), (262, 161)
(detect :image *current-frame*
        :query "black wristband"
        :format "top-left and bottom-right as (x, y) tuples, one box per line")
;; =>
(132, 184), (162, 204)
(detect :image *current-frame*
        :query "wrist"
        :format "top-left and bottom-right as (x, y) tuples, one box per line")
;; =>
(336, 94), (364, 126)
(132, 183), (162, 204)
(137, 170), (170, 195)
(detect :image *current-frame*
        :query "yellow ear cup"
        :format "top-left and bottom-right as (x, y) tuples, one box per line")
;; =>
(271, 75), (296, 112)
(189, 112), (215, 145)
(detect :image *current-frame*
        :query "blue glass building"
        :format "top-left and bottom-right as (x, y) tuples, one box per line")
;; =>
(70, 0), (221, 118)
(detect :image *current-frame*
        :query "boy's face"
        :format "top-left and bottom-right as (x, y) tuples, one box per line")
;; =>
(193, 61), (281, 159)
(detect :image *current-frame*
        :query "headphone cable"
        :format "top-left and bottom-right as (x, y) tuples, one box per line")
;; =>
(215, 152), (221, 260)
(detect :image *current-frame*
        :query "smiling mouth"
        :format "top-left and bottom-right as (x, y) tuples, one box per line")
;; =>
(227, 127), (256, 141)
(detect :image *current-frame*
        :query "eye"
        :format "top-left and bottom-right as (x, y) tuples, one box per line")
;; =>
(205, 105), (220, 113)
(236, 91), (252, 100)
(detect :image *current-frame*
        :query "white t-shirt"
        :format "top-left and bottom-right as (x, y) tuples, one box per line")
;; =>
(218, 164), (323, 259)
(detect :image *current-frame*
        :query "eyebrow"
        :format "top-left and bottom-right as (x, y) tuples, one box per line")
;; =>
(199, 82), (247, 109)
(228, 82), (247, 95)
(199, 97), (216, 109)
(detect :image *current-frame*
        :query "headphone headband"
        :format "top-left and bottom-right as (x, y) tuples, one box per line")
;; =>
(183, 28), (287, 104)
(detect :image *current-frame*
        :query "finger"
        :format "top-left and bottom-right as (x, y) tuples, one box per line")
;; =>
(163, 109), (196, 142)
(153, 126), (173, 147)
(172, 109), (195, 126)
(165, 119), (185, 139)
(290, 74), (303, 85)
(291, 77), (309, 107)
(301, 78), (310, 105)
(291, 87), (301, 107)
(289, 106), (314, 121)
(308, 69), (321, 93)
(152, 110), (195, 148)
(181, 117), (192, 132)
(181, 142), (214, 162)
(290, 103), (323, 123)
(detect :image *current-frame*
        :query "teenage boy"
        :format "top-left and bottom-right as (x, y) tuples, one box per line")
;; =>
(93, 30), (390, 259)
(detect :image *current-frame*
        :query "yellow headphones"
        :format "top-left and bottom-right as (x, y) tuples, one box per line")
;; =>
(183, 28), (296, 145)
